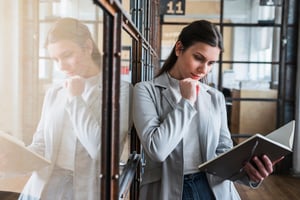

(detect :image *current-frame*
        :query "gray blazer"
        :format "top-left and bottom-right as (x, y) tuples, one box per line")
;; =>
(133, 72), (242, 200)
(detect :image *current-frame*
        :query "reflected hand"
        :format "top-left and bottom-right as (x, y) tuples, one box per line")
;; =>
(65, 76), (85, 97)
(243, 155), (284, 182)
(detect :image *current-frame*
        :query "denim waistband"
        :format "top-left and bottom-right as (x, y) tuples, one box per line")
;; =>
(184, 172), (206, 181)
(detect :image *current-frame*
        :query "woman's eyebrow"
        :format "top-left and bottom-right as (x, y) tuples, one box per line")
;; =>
(195, 52), (218, 63)
(54, 50), (72, 59)
(194, 52), (209, 61)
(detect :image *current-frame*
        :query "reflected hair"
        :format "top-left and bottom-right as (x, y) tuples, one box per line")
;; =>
(156, 20), (223, 82)
(45, 17), (101, 67)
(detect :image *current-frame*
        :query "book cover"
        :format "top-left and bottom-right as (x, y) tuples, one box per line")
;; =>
(0, 131), (51, 176)
(198, 120), (295, 181)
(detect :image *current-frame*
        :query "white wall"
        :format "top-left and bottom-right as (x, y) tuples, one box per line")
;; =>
(0, 1), (22, 137)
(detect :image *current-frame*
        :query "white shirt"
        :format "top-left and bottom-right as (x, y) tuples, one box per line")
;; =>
(167, 73), (203, 174)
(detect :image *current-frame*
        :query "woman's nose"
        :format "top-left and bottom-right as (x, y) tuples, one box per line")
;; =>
(197, 63), (209, 74)
(57, 60), (69, 71)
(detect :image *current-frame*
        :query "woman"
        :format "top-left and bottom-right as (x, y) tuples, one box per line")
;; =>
(19, 18), (102, 200)
(133, 20), (280, 200)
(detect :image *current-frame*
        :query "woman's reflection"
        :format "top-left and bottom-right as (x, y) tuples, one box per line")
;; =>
(19, 18), (102, 200)
(119, 80), (133, 164)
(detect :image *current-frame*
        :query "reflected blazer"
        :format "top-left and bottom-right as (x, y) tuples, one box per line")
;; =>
(19, 77), (101, 200)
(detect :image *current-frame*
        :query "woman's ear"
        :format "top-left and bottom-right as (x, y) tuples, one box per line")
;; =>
(175, 41), (184, 56)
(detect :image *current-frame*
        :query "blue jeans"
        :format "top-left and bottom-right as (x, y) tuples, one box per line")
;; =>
(182, 172), (215, 200)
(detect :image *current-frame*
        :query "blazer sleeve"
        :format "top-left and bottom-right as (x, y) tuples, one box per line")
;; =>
(132, 82), (197, 162)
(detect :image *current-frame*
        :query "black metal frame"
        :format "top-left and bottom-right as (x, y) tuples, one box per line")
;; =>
(94, 0), (160, 199)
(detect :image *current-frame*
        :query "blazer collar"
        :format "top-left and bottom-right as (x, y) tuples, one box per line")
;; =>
(154, 73), (178, 107)
(153, 72), (170, 89)
(153, 72), (213, 108)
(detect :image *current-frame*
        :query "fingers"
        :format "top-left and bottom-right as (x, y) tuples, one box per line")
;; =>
(243, 160), (264, 182)
(254, 155), (272, 177)
(244, 155), (277, 182)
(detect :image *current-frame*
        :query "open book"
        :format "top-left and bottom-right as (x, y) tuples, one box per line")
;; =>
(0, 131), (51, 176)
(198, 120), (295, 181)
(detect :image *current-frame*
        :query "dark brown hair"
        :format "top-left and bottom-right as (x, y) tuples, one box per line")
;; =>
(45, 17), (101, 67)
(156, 20), (223, 80)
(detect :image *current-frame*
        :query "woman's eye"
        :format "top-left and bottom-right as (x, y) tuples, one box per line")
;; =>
(194, 54), (205, 62)
(62, 52), (72, 59)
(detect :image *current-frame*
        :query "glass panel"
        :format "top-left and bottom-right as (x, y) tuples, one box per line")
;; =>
(224, 0), (282, 24)
(120, 29), (133, 168)
(119, 28), (135, 198)
(121, 0), (132, 17)
(161, 24), (184, 60)
(137, 0), (145, 35)
(223, 27), (280, 62)
(0, 0), (104, 198)
(222, 63), (279, 90)
(39, 0), (98, 20)
(143, 0), (150, 40)
(207, 63), (220, 89)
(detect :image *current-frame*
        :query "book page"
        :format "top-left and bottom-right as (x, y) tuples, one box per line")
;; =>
(265, 120), (295, 149)
(0, 131), (25, 146)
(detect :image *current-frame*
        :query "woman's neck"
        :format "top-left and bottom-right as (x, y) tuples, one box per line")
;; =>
(168, 68), (182, 80)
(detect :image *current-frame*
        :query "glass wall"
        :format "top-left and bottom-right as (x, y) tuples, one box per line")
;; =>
(0, 1), (105, 198)
(159, 0), (287, 138)
(95, 0), (160, 199)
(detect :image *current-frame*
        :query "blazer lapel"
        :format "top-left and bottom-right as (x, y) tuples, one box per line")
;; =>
(154, 73), (178, 109)
(161, 88), (179, 108)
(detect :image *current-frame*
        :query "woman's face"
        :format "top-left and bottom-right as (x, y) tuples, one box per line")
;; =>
(47, 39), (92, 78)
(170, 41), (220, 80)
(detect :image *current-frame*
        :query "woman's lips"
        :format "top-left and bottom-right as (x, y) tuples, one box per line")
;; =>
(191, 73), (201, 80)
(66, 72), (74, 76)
